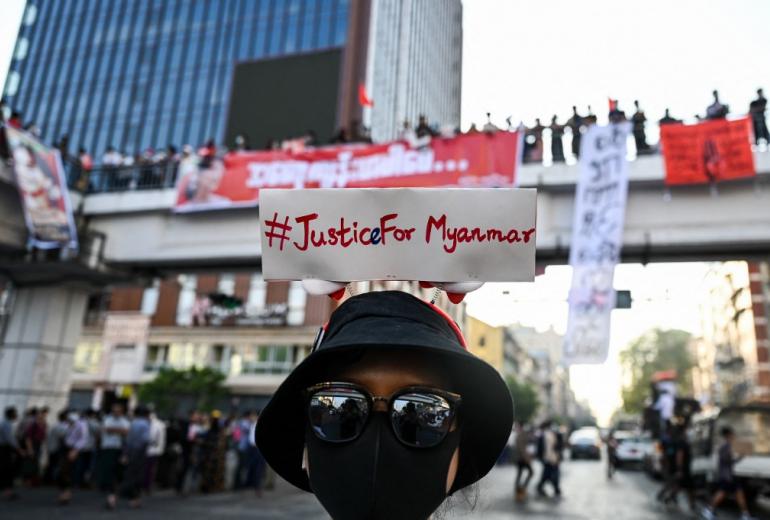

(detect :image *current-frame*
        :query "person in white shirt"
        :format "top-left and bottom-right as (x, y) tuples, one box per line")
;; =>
(98, 403), (130, 509)
(536, 420), (562, 497)
(144, 410), (167, 493)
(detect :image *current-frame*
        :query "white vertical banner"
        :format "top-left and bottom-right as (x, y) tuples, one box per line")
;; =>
(564, 123), (631, 365)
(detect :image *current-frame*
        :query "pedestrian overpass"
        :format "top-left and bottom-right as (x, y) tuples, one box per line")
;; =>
(69, 150), (770, 270)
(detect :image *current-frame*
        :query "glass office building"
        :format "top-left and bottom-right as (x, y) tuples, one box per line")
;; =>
(3, 0), (350, 158)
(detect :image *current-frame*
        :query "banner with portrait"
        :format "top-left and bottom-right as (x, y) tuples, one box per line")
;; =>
(564, 123), (631, 365)
(173, 131), (522, 213)
(660, 117), (755, 185)
(4, 125), (78, 249)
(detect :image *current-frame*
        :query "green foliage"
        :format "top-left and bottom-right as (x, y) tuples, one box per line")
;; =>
(506, 375), (540, 424)
(138, 366), (226, 418)
(619, 328), (693, 414)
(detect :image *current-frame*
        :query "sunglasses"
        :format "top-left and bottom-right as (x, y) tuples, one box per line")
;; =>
(306, 382), (461, 448)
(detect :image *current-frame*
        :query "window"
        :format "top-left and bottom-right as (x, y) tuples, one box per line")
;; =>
(287, 281), (306, 325)
(141, 279), (160, 315)
(218, 273), (235, 295)
(5, 72), (20, 96)
(14, 38), (29, 60)
(73, 342), (103, 374)
(144, 343), (170, 372)
(246, 274), (266, 313)
(176, 274), (198, 325)
(237, 345), (296, 374)
(23, 4), (38, 25)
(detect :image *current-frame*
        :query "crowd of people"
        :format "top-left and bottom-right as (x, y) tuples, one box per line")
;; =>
(517, 88), (768, 164)
(0, 403), (269, 509)
(1, 87), (767, 194)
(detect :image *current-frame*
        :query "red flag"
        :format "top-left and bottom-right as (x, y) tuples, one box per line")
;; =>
(660, 117), (755, 185)
(358, 83), (373, 107)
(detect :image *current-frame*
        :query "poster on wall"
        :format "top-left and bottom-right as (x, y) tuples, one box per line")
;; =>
(4, 125), (78, 249)
(563, 122), (631, 365)
(173, 131), (522, 213)
(101, 313), (151, 384)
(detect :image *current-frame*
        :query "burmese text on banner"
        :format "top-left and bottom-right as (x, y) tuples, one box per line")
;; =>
(564, 123), (631, 365)
(660, 117), (755, 185)
(174, 131), (521, 213)
(4, 125), (78, 250)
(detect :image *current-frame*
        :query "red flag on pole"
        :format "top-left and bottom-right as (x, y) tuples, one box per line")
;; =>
(358, 83), (373, 107)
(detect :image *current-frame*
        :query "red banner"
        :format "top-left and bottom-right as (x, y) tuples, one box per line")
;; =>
(174, 131), (521, 212)
(660, 117), (755, 185)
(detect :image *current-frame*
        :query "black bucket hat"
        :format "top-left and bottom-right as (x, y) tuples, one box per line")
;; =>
(255, 290), (513, 493)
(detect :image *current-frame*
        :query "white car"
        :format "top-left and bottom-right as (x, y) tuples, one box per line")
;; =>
(614, 433), (654, 468)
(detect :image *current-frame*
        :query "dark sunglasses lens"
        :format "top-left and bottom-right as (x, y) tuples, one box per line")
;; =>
(391, 393), (453, 447)
(309, 387), (369, 442)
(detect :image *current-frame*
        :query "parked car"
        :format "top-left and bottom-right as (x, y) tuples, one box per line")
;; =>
(689, 404), (770, 504)
(614, 432), (654, 469)
(569, 427), (602, 460)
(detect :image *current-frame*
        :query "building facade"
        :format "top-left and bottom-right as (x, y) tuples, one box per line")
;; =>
(3, 0), (462, 158)
(69, 276), (464, 412)
(692, 261), (770, 407)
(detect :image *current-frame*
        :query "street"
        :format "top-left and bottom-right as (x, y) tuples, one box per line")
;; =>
(4, 459), (769, 519)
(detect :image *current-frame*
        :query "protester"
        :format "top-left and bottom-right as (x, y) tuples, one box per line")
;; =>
(175, 410), (202, 495)
(549, 115), (565, 162)
(144, 408), (166, 493)
(118, 406), (151, 508)
(528, 118), (545, 162)
(482, 112), (499, 133)
(514, 423), (533, 502)
(98, 403), (129, 509)
(536, 419), (562, 497)
(658, 108), (681, 126)
(57, 410), (89, 505)
(706, 90), (729, 120)
(256, 291), (513, 520)
(21, 406), (47, 485)
(608, 99), (627, 123)
(631, 100), (650, 153)
(702, 426), (757, 520)
(200, 411), (226, 493)
(566, 106), (583, 158)
(243, 411), (265, 496)
(44, 410), (69, 484)
(750, 88), (768, 145)
(0, 406), (23, 500)
(416, 114), (437, 138)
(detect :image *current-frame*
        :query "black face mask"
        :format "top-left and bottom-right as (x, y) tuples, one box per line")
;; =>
(306, 412), (461, 520)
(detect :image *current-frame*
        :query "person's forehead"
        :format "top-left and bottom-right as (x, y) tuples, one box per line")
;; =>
(333, 349), (449, 392)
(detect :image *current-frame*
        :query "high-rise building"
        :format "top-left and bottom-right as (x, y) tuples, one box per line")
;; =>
(365, 0), (463, 141)
(3, 0), (462, 158)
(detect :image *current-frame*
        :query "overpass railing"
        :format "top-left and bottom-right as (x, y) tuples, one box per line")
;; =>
(65, 160), (179, 193)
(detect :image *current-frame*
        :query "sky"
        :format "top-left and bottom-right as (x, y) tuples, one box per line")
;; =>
(0, 1), (766, 424)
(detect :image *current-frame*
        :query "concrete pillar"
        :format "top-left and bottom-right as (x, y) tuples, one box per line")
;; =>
(0, 285), (89, 413)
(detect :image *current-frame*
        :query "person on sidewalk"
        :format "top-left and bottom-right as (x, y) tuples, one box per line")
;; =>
(0, 407), (24, 500)
(536, 420), (562, 498)
(98, 403), (129, 510)
(702, 426), (757, 520)
(118, 406), (151, 509)
(514, 423), (533, 502)
(57, 411), (89, 505)
(143, 408), (166, 494)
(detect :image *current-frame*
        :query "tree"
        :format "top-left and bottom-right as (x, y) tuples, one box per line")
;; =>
(506, 375), (540, 425)
(619, 328), (693, 414)
(138, 367), (226, 418)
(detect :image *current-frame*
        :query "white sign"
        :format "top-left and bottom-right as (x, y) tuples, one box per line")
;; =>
(564, 123), (631, 365)
(259, 188), (537, 282)
(101, 313), (151, 383)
